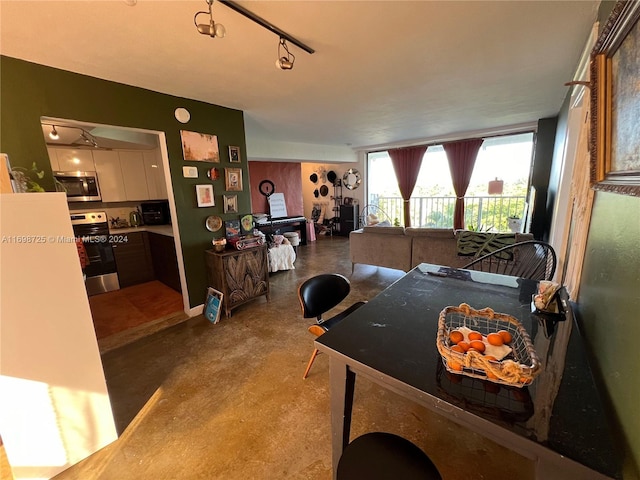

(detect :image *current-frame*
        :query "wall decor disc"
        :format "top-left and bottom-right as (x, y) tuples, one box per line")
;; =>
(205, 215), (223, 232)
(310, 173), (318, 183)
(319, 185), (329, 196)
(174, 107), (191, 124)
(207, 167), (219, 180)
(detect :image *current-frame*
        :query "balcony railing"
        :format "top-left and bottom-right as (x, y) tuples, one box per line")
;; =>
(369, 195), (527, 232)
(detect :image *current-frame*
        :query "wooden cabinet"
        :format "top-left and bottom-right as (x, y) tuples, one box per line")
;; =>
(148, 232), (181, 292)
(205, 246), (270, 318)
(143, 150), (168, 200)
(51, 148), (95, 172)
(119, 151), (150, 201)
(93, 150), (127, 202)
(339, 204), (359, 236)
(112, 231), (154, 288)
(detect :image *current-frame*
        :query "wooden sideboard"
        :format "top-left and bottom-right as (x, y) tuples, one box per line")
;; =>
(205, 245), (270, 317)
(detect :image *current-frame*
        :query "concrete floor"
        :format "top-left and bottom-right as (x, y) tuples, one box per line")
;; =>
(52, 236), (534, 480)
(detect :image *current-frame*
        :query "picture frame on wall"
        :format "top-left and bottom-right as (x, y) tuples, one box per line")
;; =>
(590, 1), (640, 197)
(225, 168), (243, 191)
(223, 194), (238, 214)
(229, 146), (241, 163)
(180, 130), (220, 163)
(196, 184), (215, 207)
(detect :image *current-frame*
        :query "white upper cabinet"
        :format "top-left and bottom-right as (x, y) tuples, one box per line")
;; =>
(46, 147), (60, 172)
(93, 150), (127, 202)
(119, 151), (150, 201)
(53, 148), (95, 172)
(143, 150), (168, 200)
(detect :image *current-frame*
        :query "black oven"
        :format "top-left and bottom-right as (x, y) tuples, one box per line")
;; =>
(71, 211), (119, 296)
(54, 171), (101, 202)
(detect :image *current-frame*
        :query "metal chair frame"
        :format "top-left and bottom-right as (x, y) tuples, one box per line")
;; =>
(462, 240), (557, 281)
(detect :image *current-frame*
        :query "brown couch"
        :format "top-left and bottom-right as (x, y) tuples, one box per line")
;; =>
(349, 227), (532, 272)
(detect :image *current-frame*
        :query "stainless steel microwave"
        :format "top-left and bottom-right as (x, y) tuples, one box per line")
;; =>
(53, 171), (101, 202)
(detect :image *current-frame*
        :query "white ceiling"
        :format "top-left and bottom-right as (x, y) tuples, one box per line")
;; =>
(1, 0), (599, 153)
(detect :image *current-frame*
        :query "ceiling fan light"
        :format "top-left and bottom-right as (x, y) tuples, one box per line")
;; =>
(49, 126), (59, 140)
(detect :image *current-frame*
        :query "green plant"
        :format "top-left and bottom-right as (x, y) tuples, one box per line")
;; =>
(393, 218), (400, 227)
(10, 162), (45, 192)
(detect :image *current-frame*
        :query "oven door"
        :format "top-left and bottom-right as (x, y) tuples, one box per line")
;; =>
(81, 236), (119, 295)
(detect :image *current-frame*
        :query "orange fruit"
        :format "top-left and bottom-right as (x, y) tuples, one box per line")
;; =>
(484, 355), (498, 362)
(457, 341), (470, 352)
(487, 333), (504, 346)
(451, 344), (465, 353)
(485, 370), (499, 381)
(469, 340), (486, 353)
(449, 330), (464, 344)
(468, 331), (483, 341)
(448, 359), (463, 371)
(498, 330), (513, 344)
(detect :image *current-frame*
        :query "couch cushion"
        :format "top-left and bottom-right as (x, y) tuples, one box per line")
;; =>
(363, 226), (405, 235)
(405, 228), (455, 238)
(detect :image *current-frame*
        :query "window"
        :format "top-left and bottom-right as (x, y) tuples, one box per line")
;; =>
(366, 132), (534, 230)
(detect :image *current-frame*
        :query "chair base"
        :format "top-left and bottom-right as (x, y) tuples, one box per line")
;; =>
(337, 432), (441, 480)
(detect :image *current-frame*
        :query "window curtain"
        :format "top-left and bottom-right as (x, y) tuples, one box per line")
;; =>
(388, 145), (427, 227)
(443, 138), (484, 230)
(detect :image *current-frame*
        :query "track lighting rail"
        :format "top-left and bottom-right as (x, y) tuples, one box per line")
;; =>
(219, 0), (315, 54)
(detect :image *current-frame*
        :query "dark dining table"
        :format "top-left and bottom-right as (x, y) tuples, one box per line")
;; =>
(315, 264), (622, 480)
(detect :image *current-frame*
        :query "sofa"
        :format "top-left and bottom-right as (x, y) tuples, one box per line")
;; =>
(349, 226), (533, 272)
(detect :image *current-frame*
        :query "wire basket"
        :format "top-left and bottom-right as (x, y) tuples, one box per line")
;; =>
(436, 303), (541, 388)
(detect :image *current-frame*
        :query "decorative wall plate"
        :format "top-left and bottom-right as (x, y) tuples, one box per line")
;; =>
(320, 185), (329, 196)
(205, 215), (223, 232)
(343, 168), (362, 190)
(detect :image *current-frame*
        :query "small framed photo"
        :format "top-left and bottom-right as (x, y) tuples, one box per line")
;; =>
(225, 168), (243, 191)
(196, 184), (215, 207)
(229, 146), (241, 163)
(223, 194), (238, 214)
(204, 287), (224, 324)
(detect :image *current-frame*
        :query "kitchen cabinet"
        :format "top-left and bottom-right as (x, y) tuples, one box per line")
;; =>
(93, 150), (127, 202)
(205, 246), (270, 318)
(51, 148), (95, 172)
(112, 231), (154, 288)
(143, 150), (168, 200)
(47, 147), (60, 171)
(119, 151), (150, 201)
(148, 232), (181, 292)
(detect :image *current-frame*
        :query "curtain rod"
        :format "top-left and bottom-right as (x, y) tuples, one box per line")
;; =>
(219, 1), (315, 54)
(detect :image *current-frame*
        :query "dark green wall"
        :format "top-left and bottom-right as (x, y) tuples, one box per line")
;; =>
(529, 116), (558, 241)
(571, 2), (640, 476)
(1, 55), (249, 308)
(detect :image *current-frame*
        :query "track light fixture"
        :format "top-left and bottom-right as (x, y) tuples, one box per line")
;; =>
(276, 38), (295, 70)
(194, 0), (226, 38)
(49, 125), (60, 140)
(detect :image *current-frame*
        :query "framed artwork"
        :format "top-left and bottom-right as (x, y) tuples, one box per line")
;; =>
(204, 287), (223, 324)
(180, 130), (220, 163)
(223, 194), (238, 214)
(229, 145), (241, 163)
(590, 1), (640, 196)
(196, 184), (215, 207)
(225, 168), (243, 191)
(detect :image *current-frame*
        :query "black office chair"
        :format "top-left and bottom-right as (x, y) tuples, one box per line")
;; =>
(337, 432), (442, 480)
(462, 240), (557, 281)
(298, 273), (366, 379)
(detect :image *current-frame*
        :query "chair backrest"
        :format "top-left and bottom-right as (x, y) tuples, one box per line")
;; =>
(462, 240), (557, 281)
(298, 273), (351, 320)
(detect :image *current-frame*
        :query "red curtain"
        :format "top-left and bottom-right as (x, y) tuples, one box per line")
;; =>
(443, 138), (484, 230)
(389, 145), (428, 227)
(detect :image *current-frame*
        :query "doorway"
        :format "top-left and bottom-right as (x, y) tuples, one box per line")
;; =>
(41, 117), (191, 350)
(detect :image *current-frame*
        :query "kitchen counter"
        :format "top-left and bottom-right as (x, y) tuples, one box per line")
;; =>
(109, 225), (174, 237)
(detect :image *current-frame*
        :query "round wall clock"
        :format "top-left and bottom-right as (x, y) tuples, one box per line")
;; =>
(259, 179), (275, 197)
